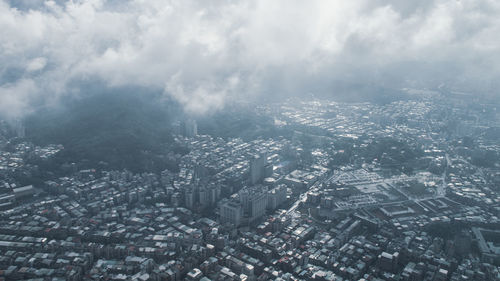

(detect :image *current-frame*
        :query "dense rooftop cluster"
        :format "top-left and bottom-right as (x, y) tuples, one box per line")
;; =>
(0, 91), (499, 280)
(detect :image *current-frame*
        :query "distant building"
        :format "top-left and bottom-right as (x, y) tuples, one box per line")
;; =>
(182, 119), (198, 137)
(380, 205), (415, 218)
(12, 119), (25, 138)
(378, 251), (399, 273)
(12, 185), (35, 200)
(199, 188), (209, 207)
(186, 268), (203, 281)
(0, 194), (15, 210)
(172, 120), (181, 135)
(249, 191), (267, 221)
(472, 227), (500, 265)
(199, 184), (220, 207)
(250, 153), (267, 185)
(239, 186), (268, 222)
(185, 188), (195, 209)
(194, 164), (208, 182)
(267, 184), (287, 210)
(220, 200), (243, 226)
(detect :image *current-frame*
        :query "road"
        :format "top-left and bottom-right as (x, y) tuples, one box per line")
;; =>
(436, 153), (450, 197)
(285, 175), (328, 216)
(286, 190), (308, 216)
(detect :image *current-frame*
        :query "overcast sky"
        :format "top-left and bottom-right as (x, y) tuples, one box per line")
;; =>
(1, 0), (500, 118)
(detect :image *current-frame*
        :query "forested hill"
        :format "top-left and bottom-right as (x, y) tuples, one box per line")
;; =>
(25, 90), (180, 173)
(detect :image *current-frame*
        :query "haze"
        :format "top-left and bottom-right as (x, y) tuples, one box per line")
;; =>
(1, 0), (500, 118)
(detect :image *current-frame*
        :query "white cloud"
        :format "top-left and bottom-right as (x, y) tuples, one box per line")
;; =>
(1, 0), (500, 118)
(0, 79), (37, 117)
(26, 57), (47, 72)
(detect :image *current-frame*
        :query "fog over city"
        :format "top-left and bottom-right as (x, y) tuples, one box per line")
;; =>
(2, 0), (500, 117)
(1, 1), (500, 281)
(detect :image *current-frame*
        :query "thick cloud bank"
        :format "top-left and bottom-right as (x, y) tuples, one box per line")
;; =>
(1, 0), (500, 118)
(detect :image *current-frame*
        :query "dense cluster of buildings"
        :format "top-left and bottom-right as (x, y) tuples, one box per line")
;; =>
(0, 92), (499, 280)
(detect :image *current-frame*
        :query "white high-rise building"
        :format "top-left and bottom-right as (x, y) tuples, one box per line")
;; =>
(220, 200), (243, 226)
(249, 191), (267, 220)
(267, 184), (287, 210)
(239, 186), (268, 222)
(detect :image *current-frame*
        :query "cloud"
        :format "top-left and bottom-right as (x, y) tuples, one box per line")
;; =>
(1, 0), (500, 118)
(0, 79), (37, 118)
(26, 57), (47, 72)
